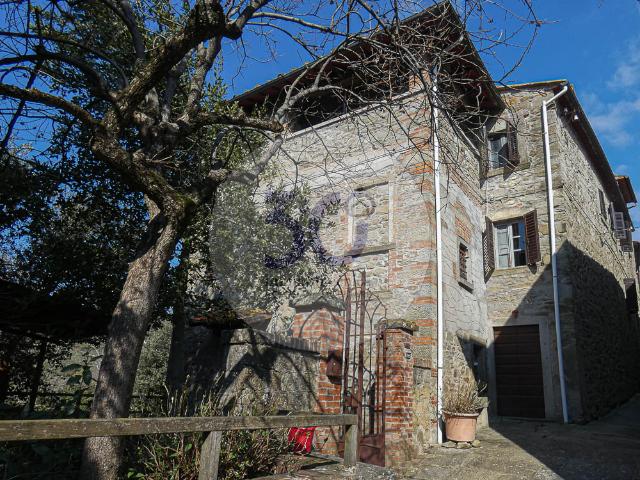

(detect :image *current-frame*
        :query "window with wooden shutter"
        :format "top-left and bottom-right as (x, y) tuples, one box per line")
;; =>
(494, 218), (531, 269)
(598, 190), (607, 219)
(482, 217), (495, 277)
(613, 211), (626, 240)
(524, 210), (540, 265)
(621, 221), (634, 252)
(609, 203), (616, 230)
(506, 122), (520, 167)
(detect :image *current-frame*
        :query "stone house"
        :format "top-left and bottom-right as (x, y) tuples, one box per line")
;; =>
(483, 81), (640, 423)
(189, 3), (640, 468)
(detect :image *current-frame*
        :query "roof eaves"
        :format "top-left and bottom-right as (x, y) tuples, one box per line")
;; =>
(616, 175), (637, 204)
(233, 1), (503, 111)
(496, 79), (568, 91)
(560, 84), (631, 220)
(232, 2), (447, 104)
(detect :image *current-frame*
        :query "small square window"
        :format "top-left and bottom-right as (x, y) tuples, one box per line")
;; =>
(458, 240), (473, 291)
(459, 242), (469, 281)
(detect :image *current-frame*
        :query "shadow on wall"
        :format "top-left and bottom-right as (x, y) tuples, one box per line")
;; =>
(183, 326), (322, 417)
(485, 240), (640, 479)
(489, 240), (640, 423)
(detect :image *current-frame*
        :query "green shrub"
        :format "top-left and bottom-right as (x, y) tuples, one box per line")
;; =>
(125, 387), (300, 480)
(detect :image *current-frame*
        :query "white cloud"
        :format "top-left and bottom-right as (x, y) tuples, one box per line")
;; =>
(585, 34), (640, 147)
(608, 36), (640, 89)
(614, 163), (630, 175)
(588, 97), (640, 147)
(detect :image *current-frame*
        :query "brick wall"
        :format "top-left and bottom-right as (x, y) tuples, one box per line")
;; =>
(291, 306), (344, 454)
(380, 321), (417, 465)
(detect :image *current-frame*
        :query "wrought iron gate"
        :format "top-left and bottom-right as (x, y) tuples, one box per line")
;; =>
(337, 270), (387, 466)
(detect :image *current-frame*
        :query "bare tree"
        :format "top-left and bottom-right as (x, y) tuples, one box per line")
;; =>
(0, 0), (540, 478)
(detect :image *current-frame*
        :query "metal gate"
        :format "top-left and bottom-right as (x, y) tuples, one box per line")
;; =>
(337, 270), (387, 466)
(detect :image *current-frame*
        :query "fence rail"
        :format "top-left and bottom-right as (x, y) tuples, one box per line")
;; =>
(0, 414), (358, 480)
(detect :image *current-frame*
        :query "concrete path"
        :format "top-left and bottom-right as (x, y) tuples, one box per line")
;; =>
(253, 454), (397, 479)
(396, 395), (640, 480)
(258, 396), (640, 479)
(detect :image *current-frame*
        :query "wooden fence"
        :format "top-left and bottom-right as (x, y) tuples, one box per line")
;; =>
(0, 413), (358, 480)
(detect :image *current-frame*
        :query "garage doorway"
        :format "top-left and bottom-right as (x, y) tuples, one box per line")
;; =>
(493, 325), (545, 418)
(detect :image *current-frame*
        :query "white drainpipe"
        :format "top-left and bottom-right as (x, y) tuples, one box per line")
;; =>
(542, 85), (570, 424)
(432, 71), (445, 444)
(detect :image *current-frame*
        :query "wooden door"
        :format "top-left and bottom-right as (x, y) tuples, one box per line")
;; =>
(493, 325), (545, 418)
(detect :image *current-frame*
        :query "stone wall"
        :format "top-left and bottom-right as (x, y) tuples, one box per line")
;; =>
(275, 90), (491, 446)
(553, 103), (640, 420)
(483, 86), (562, 418)
(217, 328), (320, 414)
(484, 85), (640, 422)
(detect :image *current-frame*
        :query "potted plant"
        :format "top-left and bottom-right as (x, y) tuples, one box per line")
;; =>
(443, 378), (486, 442)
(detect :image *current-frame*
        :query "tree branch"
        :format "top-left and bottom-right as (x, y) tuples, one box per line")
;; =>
(96, 0), (146, 59)
(0, 30), (129, 87)
(0, 83), (98, 127)
(182, 36), (222, 121)
(252, 12), (344, 35)
(185, 110), (284, 135)
(0, 49), (114, 100)
(1, 60), (42, 151)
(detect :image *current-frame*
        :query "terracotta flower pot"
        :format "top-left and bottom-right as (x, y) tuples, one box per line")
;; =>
(443, 411), (480, 442)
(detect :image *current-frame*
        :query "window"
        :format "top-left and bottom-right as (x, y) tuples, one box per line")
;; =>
(495, 220), (527, 269)
(599, 190), (607, 219)
(459, 242), (469, 281)
(488, 133), (509, 169)
(484, 211), (540, 275)
(458, 239), (473, 290)
(483, 122), (520, 173)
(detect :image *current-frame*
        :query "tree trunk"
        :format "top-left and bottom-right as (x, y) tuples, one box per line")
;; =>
(27, 339), (47, 414)
(165, 241), (190, 394)
(166, 302), (186, 393)
(79, 210), (182, 480)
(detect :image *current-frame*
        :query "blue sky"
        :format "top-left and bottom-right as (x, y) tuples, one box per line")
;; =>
(223, 0), (640, 234)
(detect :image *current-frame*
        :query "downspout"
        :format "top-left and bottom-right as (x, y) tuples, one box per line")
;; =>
(542, 85), (570, 424)
(432, 69), (445, 444)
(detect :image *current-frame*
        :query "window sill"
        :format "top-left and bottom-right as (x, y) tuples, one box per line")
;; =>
(492, 265), (534, 276)
(485, 162), (531, 179)
(458, 278), (474, 292)
(346, 243), (395, 257)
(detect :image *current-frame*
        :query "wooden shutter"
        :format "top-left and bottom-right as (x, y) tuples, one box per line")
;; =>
(483, 216), (495, 277)
(480, 125), (489, 178)
(621, 221), (634, 252)
(506, 122), (520, 167)
(524, 210), (540, 265)
(613, 211), (626, 239)
(598, 191), (607, 218)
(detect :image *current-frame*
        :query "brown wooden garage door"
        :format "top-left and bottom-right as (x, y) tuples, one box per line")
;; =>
(494, 325), (545, 418)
